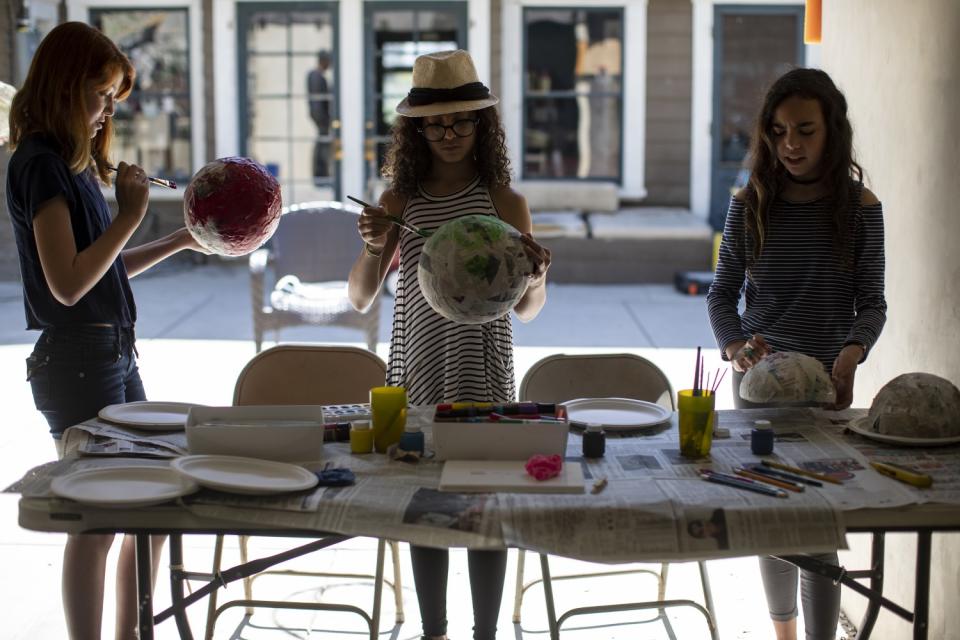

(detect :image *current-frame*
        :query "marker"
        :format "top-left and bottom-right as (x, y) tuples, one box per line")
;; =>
(734, 467), (805, 492)
(700, 470), (788, 498)
(761, 460), (843, 485)
(870, 461), (933, 488)
(748, 463), (823, 488)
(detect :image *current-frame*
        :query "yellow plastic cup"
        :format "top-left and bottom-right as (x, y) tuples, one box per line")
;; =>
(371, 386), (407, 453)
(678, 389), (715, 458)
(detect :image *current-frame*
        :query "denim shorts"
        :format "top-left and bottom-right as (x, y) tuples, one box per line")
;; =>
(26, 325), (146, 439)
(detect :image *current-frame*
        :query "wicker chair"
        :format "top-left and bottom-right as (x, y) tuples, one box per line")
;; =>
(250, 201), (379, 352)
(513, 353), (718, 640)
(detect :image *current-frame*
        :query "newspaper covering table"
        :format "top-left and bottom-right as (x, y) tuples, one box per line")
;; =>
(12, 407), (960, 564)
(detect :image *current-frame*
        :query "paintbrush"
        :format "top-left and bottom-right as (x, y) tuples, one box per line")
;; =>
(106, 164), (177, 189)
(347, 195), (432, 237)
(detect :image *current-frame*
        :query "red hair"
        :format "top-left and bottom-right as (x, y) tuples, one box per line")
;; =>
(8, 22), (135, 184)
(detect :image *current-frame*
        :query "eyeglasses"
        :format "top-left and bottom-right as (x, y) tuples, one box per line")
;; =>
(418, 118), (479, 142)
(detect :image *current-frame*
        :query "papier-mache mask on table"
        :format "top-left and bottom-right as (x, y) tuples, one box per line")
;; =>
(861, 372), (960, 440)
(740, 351), (836, 404)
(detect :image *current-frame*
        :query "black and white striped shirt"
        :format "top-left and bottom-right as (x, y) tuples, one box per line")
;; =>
(707, 193), (886, 370)
(386, 176), (516, 405)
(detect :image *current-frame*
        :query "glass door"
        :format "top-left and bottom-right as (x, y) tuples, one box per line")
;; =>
(710, 5), (804, 229)
(239, 3), (339, 204)
(364, 2), (468, 191)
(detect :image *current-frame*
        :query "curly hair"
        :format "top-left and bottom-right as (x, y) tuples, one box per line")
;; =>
(743, 68), (863, 266)
(382, 106), (512, 198)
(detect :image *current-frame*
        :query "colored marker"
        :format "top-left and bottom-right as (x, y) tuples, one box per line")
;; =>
(870, 461), (933, 488)
(700, 470), (788, 498)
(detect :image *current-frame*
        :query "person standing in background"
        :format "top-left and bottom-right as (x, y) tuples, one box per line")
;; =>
(307, 49), (332, 184)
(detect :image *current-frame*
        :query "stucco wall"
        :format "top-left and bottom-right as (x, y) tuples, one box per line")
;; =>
(821, 1), (960, 637)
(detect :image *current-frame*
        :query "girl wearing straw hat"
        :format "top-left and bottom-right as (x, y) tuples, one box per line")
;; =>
(349, 49), (551, 640)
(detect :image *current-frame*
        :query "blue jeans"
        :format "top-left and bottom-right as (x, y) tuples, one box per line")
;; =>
(27, 325), (145, 439)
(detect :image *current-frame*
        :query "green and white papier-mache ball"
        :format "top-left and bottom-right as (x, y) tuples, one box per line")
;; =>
(417, 214), (533, 325)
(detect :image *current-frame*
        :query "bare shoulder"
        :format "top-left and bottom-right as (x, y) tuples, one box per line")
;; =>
(489, 185), (528, 212)
(489, 185), (531, 232)
(861, 187), (880, 206)
(733, 187), (749, 202)
(379, 188), (407, 215)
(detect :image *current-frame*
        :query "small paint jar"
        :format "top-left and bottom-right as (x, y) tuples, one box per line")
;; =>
(582, 423), (606, 458)
(349, 421), (374, 454)
(398, 423), (425, 455)
(751, 419), (774, 455)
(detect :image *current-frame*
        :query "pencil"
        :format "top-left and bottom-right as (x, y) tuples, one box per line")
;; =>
(761, 460), (843, 485)
(748, 463), (823, 487)
(700, 470), (788, 498)
(734, 467), (805, 492)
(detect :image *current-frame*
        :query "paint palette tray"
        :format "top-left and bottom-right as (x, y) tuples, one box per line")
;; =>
(321, 403), (371, 421)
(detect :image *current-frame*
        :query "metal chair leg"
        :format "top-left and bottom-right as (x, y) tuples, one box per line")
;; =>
(239, 535), (254, 615)
(204, 535), (225, 640)
(389, 540), (405, 623)
(512, 549), (526, 623)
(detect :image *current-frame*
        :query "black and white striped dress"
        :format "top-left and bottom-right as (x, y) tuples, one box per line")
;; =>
(707, 191), (887, 370)
(386, 176), (516, 405)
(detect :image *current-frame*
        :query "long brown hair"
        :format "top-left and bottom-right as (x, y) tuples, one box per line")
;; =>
(8, 21), (135, 184)
(382, 106), (512, 198)
(743, 68), (862, 263)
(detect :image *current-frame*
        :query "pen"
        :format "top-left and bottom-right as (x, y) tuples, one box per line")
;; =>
(870, 461), (933, 488)
(734, 467), (805, 492)
(747, 463), (823, 487)
(761, 460), (843, 485)
(700, 470), (788, 498)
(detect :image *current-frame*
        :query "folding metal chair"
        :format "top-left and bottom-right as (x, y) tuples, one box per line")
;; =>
(202, 344), (404, 639)
(513, 353), (719, 640)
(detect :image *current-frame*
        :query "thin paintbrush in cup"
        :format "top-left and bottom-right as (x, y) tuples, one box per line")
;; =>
(693, 346), (701, 396)
(712, 368), (727, 394)
(106, 164), (177, 189)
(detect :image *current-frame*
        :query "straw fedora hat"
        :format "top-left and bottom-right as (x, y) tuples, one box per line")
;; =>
(396, 49), (499, 117)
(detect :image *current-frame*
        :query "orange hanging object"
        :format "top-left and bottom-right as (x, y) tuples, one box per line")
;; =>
(804, 0), (822, 44)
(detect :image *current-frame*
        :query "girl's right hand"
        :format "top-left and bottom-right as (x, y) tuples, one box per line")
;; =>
(730, 334), (771, 372)
(357, 204), (393, 253)
(114, 161), (149, 224)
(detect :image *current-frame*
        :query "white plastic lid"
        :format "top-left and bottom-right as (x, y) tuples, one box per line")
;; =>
(754, 419), (772, 430)
(352, 420), (371, 431)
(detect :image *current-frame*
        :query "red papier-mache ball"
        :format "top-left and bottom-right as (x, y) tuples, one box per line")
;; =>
(183, 157), (282, 256)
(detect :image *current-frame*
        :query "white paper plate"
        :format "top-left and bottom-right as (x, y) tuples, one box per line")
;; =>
(99, 401), (198, 430)
(171, 455), (319, 495)
(51, 465), (198, 508)
(561, 397), (672, 432)
(846, 416), (960, 447)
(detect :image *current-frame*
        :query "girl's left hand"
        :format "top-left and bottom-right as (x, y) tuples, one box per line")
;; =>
(829, 344), (864, 410)
(521, 233), (551, 287)
(176, 227), (213, 254)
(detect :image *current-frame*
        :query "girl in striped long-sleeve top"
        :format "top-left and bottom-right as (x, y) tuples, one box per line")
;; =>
(707, 68), (886, 640)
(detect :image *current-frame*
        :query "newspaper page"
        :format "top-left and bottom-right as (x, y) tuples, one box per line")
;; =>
(183, 445), (506, 549)
(66, 418), (188, 458)
(825, 411), (960, 505)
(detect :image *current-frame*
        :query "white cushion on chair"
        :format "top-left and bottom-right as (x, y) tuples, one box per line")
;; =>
(269, 275), (355, 318)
